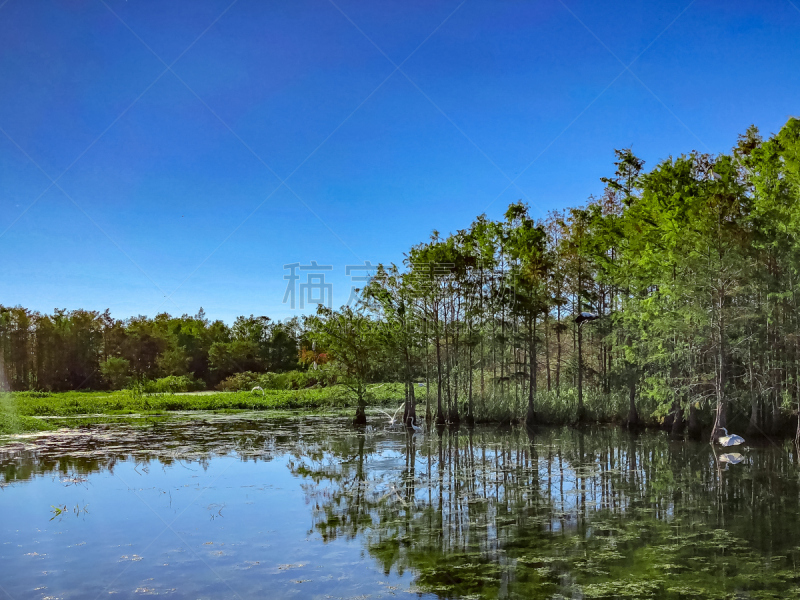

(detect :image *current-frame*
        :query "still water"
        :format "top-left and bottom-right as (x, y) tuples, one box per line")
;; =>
(2, 414), (800, 599)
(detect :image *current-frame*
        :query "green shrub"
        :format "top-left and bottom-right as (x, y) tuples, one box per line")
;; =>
(265, 370), (322, 390)
(218, 371), (262, 392)
(219, 370), (324, 392)
(142, 375), (205, 394)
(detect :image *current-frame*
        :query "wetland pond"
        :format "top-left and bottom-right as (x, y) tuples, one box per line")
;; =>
(2, 414), (800, 599)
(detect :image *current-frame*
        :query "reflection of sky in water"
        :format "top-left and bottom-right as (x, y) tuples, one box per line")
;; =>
(1, 417), (431, 599)
(1, 415), (799, 599)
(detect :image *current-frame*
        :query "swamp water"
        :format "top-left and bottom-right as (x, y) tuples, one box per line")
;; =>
(2, 414), (800, 599)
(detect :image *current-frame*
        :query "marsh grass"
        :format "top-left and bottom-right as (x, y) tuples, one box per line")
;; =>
(459, 387), (632, 424)
(4, 383), (656, 435)
(0, 393), (55, 435)
(5, 383), (407, 421)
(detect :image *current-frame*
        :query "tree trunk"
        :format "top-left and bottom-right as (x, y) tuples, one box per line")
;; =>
(500, 285), (506, 399)
(403, 344), (417, 428)
(353, 391), (367, 426)
(671, 397), (685, 436)
(403, 379), (409, 424)
(480, 266), (485, 406)
(450, 301), (460, 425)
(444, 306), (451, 422)
(771, 386), (782, 437)
(710, 274), (729, 441)
(626, 375), (639, 428)
(466, 338), (475, 426)
(526, 316), (537, 429)
(711, 353), (728, 441)
(556, 304), (562, 396)
(687, 401), (702, 440)
(544, 313), (552, 392)
(577, 321), (586, 424)
(425, 317), (432, 423)
(435, 321), (445, 425)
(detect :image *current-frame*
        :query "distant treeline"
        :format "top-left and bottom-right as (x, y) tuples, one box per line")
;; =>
(0, 308), (301, 391)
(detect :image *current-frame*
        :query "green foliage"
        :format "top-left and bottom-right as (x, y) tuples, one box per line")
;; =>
(268, 370), (324, 390)
(141, 375), (205, 394)
(217, 371), (264, 391)
(99, 357), (131, 390)
(305, 306), (387, 409)
(0, 393), (54, 435)
(218, 370), (324, 392)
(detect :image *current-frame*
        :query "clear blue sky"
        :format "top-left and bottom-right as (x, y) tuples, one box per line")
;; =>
(2, 0), (799, 324)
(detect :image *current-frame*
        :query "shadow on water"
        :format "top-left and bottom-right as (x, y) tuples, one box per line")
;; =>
(3, 415), (800, 598)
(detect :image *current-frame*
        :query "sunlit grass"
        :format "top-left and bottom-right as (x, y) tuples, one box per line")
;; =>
(4, 383), (407, 421)
(0, 393), (55, 435)
(4, 382), (646, 435)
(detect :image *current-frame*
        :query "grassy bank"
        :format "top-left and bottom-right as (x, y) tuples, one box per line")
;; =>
(1, 384), (667, 437)
(0, 393), (56, 435)
(0, 384), (406, 435)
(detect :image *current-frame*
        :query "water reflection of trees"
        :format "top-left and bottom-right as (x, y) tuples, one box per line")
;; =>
(6, 419), (800, 597)
(0, 417), (287, 484)
(292, 426), (800, 599)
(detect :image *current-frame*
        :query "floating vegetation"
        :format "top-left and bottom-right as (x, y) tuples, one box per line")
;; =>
(49, 502), (89, 521)
(60, 473), (88, 487)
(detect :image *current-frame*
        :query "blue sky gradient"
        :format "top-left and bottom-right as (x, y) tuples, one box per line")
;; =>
(2, 0), (799, 323)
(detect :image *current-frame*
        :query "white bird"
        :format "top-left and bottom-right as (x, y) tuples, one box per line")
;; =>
(408, 417), (423, 433)
(251, 386), (265, 396)
(376, 404), (405, 427)
(715, 427), (745, 447)
(718, 452), (744, 464)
